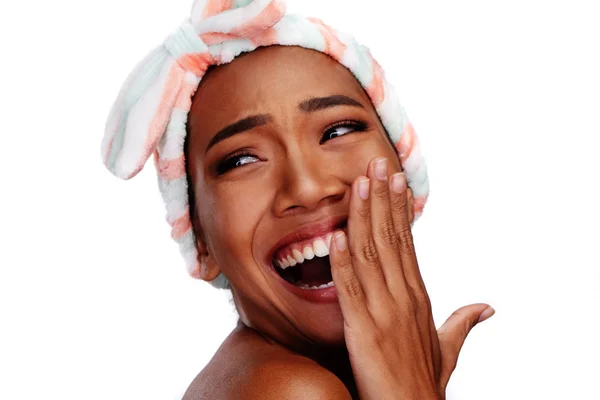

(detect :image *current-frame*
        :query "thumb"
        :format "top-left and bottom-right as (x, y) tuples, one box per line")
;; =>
(437, 303), (495, 390)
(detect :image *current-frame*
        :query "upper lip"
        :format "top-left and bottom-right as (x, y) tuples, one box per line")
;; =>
(266, 215), (348, 264)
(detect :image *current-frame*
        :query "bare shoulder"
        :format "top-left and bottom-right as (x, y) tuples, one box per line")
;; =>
(182, 326), (351, 400)
(237, 354), (352, 399)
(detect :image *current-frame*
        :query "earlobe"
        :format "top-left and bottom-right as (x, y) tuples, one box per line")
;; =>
(407, 187), (415, 223)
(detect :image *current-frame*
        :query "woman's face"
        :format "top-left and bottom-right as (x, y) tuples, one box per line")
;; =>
(187, 46), (412, 349)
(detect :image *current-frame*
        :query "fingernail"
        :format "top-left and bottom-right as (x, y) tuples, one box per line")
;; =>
(375, 158), (388, 181)
(478, 306), (495, 323)
(358, 179), (370, 200)
(391, 173), (406, 193)
(334, 232), (347, 252)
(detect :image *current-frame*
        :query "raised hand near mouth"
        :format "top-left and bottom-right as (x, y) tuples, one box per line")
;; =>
(329, 157), (495, 400)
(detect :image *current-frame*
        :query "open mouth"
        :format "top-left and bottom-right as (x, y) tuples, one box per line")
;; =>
(272, 233), (336, 290)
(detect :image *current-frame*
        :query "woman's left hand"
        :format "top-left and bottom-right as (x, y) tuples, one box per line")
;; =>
(329, 157), (494, 400)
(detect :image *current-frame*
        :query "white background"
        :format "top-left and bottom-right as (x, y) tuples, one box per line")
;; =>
(1, 0), (599, 399)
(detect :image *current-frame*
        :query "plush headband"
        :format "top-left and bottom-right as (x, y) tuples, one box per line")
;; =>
(101, 0), (429, 289)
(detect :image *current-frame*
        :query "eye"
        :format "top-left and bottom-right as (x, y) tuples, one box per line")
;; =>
(320, 120), (368, 144)
(216, 151), (259, 175)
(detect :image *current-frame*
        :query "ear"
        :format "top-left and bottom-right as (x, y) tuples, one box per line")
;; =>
(190, 203), (222, 282)
(196, 236), (222, 282)
(407, 186), (415, 224)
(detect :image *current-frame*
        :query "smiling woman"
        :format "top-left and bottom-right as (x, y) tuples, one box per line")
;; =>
(101, 0), (494, 398)
(185, 44), (407, 339)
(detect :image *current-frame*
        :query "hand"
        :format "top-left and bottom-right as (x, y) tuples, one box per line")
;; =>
(329, 157), (495, 400)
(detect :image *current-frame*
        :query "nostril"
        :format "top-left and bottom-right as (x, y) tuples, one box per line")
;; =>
(273, 168), (347, 216)
(279, 192), (345, 216)
(281, 204), (302, 216)
(324, 192), (345, 202)
(319, 192), (345, 207)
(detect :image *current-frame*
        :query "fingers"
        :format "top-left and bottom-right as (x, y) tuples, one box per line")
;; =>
(329, 230), (372, 328)
(388, 169), (441, 378)
(380, 163), (441, 380)
(346, 175), (388, 302)
(367, 158), (409, 301)
(388, 171), (425, 295)
(437, 304), (495, 391)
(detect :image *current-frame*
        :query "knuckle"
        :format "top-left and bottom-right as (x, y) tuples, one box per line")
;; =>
(335, 255), (353, 271)
(410, 289), (431, 314)
(373, 182), (389, 199)
(397, 227), (416, 256)
(379, 306), (402, 332)
(359, 237), (379, 263)
(391, 190), (408, 212)
(398, 293), (417, 316)
(449, 309), (476, 336)
(449, 309), (465, 322)
(344, 277), (363, 299)
(356, 205), (371, 222)
(388, 289), (415, 316)
(376, 218), (397, 248)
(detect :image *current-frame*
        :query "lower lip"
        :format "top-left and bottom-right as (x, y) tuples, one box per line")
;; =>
(270, 265), (338, 304)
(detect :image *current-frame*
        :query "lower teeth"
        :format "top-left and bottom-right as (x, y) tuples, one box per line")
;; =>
(293, 280), (335, 290)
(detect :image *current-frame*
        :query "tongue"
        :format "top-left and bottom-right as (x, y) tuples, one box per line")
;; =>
(298, 257), (333, 287)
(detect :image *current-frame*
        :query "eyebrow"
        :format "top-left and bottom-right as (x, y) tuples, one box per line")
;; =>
(204, 95), (364, 153)
(298, 95), (364, 112)
(205, 114), (271, 153)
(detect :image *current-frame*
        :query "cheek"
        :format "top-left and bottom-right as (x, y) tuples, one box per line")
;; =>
(201, 183), (271, 276)
(337, 134), (401, 179)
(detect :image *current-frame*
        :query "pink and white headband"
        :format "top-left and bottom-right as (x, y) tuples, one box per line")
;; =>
(101, 0), (429, 289)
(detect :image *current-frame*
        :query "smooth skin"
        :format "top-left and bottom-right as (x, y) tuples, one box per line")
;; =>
(182, 45), (494, 399)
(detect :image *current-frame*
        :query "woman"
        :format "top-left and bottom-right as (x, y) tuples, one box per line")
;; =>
(101, 1), (494, 398)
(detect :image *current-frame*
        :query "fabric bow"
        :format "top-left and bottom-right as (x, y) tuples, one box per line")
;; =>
(102, 0), (286, 180)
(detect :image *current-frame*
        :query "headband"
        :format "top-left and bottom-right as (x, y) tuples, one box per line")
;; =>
(101, 0), (429, 289)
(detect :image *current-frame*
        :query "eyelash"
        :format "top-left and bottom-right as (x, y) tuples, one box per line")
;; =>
(319, 120), (368, 145)
(216, 120), (368, 175)
(216, 149), (259, 175)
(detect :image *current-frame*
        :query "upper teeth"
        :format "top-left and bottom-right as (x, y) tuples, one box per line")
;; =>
(276, 233), (333, 269)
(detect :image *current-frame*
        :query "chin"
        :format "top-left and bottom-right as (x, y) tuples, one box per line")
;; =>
(300, 308), (347, 347)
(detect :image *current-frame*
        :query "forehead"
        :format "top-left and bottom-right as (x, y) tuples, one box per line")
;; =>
(189, 46), (371, 134)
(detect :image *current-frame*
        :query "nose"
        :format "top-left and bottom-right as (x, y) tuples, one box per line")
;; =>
(272, 148), (346, 216)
